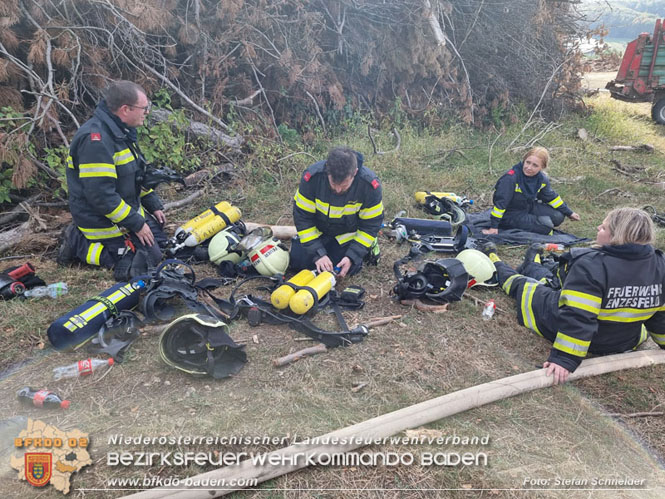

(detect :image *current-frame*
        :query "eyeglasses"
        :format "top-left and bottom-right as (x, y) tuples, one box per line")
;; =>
(127, 103), (151, 113)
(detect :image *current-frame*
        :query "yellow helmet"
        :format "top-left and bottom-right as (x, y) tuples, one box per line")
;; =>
(208, 227), (244, 264)
(455, 249), (498, 287)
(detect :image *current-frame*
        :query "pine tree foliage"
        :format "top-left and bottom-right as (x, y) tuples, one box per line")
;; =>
(0, 0), (587, 176)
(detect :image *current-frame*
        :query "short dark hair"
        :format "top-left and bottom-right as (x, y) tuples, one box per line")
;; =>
(325, 147), (358, 183)
(104, 80), (145, 112)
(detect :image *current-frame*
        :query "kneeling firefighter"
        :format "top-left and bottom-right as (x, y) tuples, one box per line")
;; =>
(58, 81), (173, 279)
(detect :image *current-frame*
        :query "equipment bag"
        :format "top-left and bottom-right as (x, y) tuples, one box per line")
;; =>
(391, 217), (453, 237)
(47, 279), (145, 351)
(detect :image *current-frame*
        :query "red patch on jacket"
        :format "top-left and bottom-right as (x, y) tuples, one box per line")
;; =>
(371, 179), (380, 189)
(507, 169), (515, 175)
(303, 172), (311, 181)
(90, 132), (102, 142)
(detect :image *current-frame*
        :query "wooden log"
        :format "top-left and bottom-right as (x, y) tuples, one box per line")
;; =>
(123, 350), (665, 498)
(273, 343), (327, 367)
(0, 221), (30, 254)
(400, 299), (449, 313)
(609, 144), (654, 152)
(149, 108), (243, 149)
(245, 222), (296, 240)
(363, 315), (402, 328)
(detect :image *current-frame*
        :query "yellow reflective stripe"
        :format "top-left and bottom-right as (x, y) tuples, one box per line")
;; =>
(353, 230), (375, 248)
(79, 163), (117, 178)
(650, 330), (665, 346)
(634, 325), (649, 349)
(328, 205), (345, 218)
(502, 274), (520, 294)
(294, 189), (315, 213)
(559, 289), (601, 314)
(315, 199), (329, 215)
(140, 188), (154, 198)
(538, 183), (546, 192)
(359, 201), (383, 219)
(113, 148), (134, 166)
(106, 200), (131, 223)
(139, 205), (145, 217)
(63, 283), (136, 331)
(548, 195), (563, 208)
(335, 232), (357, 245)
(85, 242), (103, 265)
(553, 332), (590, 357)
(491, 206), (505, 219)
(515, 185), (522, 193)
(342, 202), (362, 215)
(297, 226), (322, 243)
(597, 307), (658, 322)
(520, 282), (542, 336)
(67, 155), (74, 169)
(78, 225), (123, 240)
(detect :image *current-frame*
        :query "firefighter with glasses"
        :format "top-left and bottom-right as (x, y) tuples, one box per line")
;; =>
(57, 80), (166, 271)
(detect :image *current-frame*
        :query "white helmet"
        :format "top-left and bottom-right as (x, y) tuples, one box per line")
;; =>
(455, 249), (498, 287)
(248, 238), (290, 276)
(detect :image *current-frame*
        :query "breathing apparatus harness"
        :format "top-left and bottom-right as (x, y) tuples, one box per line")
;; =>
(643, 205), (665, 227)
(132, 259), (368, 348)
(392, 244), (469, 303)
(418, 192), (470, 226)
(387, 213), (469, 252)
(210, 274), (368, 348)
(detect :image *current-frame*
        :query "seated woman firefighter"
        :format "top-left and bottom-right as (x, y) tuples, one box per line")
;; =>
(483, 147), (580, 236)
(481, 207), (665, 384)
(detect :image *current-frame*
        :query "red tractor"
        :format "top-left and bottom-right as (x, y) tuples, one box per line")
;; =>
(606, 19), (665, 124)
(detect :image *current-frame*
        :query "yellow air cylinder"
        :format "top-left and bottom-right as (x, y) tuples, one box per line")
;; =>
(175, 201), (242, 248)
(415, 191), (464, 205)
(270, 269), (316, 310)
(289, 271), (336, 315)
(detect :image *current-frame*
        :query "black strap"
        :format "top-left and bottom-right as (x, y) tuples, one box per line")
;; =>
(90, 295), (119, 317)
(208, 204), (232, 227)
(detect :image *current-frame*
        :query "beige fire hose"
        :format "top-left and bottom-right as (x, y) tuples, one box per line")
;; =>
(124, 349), (665, 498)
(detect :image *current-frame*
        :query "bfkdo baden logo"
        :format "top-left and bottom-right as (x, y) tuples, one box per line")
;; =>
(25, 452), (52, 487)
(11, 419), (92, 494)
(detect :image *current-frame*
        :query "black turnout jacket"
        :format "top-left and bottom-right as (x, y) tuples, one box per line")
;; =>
(490, 162), (573, 228)
(66, 103), (163, 241)
(293, 152), (383, 264)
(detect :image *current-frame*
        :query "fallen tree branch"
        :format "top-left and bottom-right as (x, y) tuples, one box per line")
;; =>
(609, 144), (654, 153)
(244, 222), (296, 240)
(124, 350), (665, 498)
(606, 411), (663, 418)
(368, 125), (401, 155)
(400, 299), (449, 313)
(0, 222), (30, 254)
(149, 109), (243, 150)
(163, 190), (204, 211)
(273, 343), (327, 367)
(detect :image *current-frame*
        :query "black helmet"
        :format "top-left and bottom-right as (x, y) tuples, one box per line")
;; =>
(393, 258), (468, 303)
(159, 314), (247, 378)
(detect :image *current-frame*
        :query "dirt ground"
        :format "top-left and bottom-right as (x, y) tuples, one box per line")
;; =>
(1, 81), (665, 496)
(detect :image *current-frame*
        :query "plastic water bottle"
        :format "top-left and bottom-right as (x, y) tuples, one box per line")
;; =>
(53, 358), (114, 380)
(23, 282), (68, 299)
(541, 243), (565, 252)
(17, 387), (70, 409)
(482, 299), (496, 320)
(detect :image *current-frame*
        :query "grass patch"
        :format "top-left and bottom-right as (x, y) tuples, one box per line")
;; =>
(1, 92), (665, 496)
